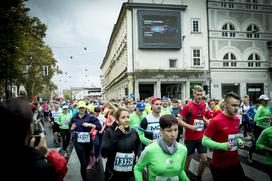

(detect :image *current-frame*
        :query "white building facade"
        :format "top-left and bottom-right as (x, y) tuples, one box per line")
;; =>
(101, 0), (272, 101)
(208, 0), (272, 101)
(100, 0), (209, 100)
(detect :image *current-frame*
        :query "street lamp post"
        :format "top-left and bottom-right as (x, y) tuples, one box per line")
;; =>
(267, 41), (272, 96)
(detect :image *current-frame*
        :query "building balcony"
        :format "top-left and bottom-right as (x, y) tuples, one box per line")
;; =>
(210, 60), (269, 70)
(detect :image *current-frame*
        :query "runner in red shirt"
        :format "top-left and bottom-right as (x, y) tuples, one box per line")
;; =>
(204, 100), (216, 122)
(202, 91), (246, 181)
(178, 86), (208, 181)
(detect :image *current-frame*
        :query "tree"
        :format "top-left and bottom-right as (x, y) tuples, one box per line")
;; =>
(63, 90), (72, 101)
(0, 0), (61, 100)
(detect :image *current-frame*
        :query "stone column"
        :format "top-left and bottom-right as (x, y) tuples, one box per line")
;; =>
(135, 80), (139, 101)
(128, 74), (134, 95)
(185, 80), (190, 99)
(156, 81), (161, 98)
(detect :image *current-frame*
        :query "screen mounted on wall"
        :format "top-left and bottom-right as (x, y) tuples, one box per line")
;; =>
(138, 10), (181, 49)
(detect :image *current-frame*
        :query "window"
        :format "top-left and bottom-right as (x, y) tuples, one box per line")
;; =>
(169, 59), (177, 68)
(223, 62), (229, 66)
(223, 52), (236, 67)
(247, 24), (259, 38)
(221, 0), (235, 8)
(248, 53), (261, 67)
(192, 49), (201, 66)
(191, 18), (200, 33)
(222, 23), (235, 37)
(221, 0), (227, 7)
(246, 0), (258, 10)
(231, 62), (237, 67)
(228, 0), (235, 8)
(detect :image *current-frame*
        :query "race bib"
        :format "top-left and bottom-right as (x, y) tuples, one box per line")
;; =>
(263, 119), (271, 127)
(156, 176), (179, 181)
(77, 132), (90, 143)
(153, 130), (162, 140)
(113, 152), (134, 172)
(228, 134), (238, 151)
(61, 120), (69, 126)
(194, 119), (204, 131)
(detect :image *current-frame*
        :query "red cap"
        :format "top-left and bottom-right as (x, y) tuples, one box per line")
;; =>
(151, 97), (161, 104)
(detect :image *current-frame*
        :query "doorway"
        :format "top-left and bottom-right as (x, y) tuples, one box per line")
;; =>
(246, 83), (264, 103)
(139, 84), (154, 101)
(161, 84), (181, 99)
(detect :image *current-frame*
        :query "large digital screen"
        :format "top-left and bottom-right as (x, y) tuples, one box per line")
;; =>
(138, 10), (181, 49)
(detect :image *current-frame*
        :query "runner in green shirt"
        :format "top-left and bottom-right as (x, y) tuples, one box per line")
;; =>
(160, 97), (172, 116)
(130, 102), (146, 129)
(249, 95), (272, 162)
(256, 125), (272, 180)
(56, 105), (72, 157)
(254, 95), (272, 129)
(134, 115), (189, 181)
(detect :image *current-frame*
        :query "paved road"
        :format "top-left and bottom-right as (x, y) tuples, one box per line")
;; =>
(42, 121), (270, 181)
(64, 145), (271, 181)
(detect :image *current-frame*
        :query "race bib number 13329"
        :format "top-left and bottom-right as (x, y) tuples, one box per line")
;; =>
(113, 152), (134, 172)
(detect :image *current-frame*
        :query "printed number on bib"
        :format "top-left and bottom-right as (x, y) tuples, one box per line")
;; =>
(77, 132), (90, 143)
(156, 176), (179, 181)
(113, 152), (134, 172)
(194, 119), (204, 131)
(228, 134), (238, 151)
(62, 120), (69, 126)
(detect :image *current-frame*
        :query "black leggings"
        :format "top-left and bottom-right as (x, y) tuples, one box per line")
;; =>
(249, 125), (265, 159)
(210, 163), (246, 181)
(59, 129), (70, 151)
(239, 119), (250, 137)
(74, 142), (93, 181)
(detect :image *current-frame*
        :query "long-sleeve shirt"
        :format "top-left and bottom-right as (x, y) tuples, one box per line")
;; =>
(134, 142), (189, 181)
(101, 122), (140, 180)
(70, 113), (101, 143)
(254, 105), (272, 128)
(256, 126), (272, 166)
(138, 114), (161, 145)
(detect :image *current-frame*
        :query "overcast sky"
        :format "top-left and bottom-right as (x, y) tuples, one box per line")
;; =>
(25, 0), (127, 92)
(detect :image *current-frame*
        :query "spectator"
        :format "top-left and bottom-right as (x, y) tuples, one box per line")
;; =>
(1, 98), (67, 181)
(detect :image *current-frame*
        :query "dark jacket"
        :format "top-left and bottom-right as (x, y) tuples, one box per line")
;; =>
(101, 122), (140, 181)
(7, 146), (57, 181)
(70, 113), (102, 143)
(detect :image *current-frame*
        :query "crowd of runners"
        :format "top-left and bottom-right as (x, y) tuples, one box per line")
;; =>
(1, 86), (271, 181)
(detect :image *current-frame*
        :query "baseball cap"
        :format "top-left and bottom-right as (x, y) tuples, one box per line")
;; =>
(77, 101), (86, 108)
(259, 95), (270, 101)
(151, 97), (161, 104)
(62, 105), (68, 109)
(161, 96), (168, 101)
(172, 98), (179, 103)
(136, 102), (145, 111)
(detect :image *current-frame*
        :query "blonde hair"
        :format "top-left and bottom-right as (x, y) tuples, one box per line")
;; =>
(193, 86), (203, 93)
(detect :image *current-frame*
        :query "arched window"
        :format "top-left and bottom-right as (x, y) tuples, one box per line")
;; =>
(222, 23), (235, 37)
(248, 53), (261, 67)
(247, 24), (259, 38)
(223, 53), (236, 67)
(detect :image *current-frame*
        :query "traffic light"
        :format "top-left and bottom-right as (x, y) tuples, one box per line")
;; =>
(42, 66), (48, 76)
